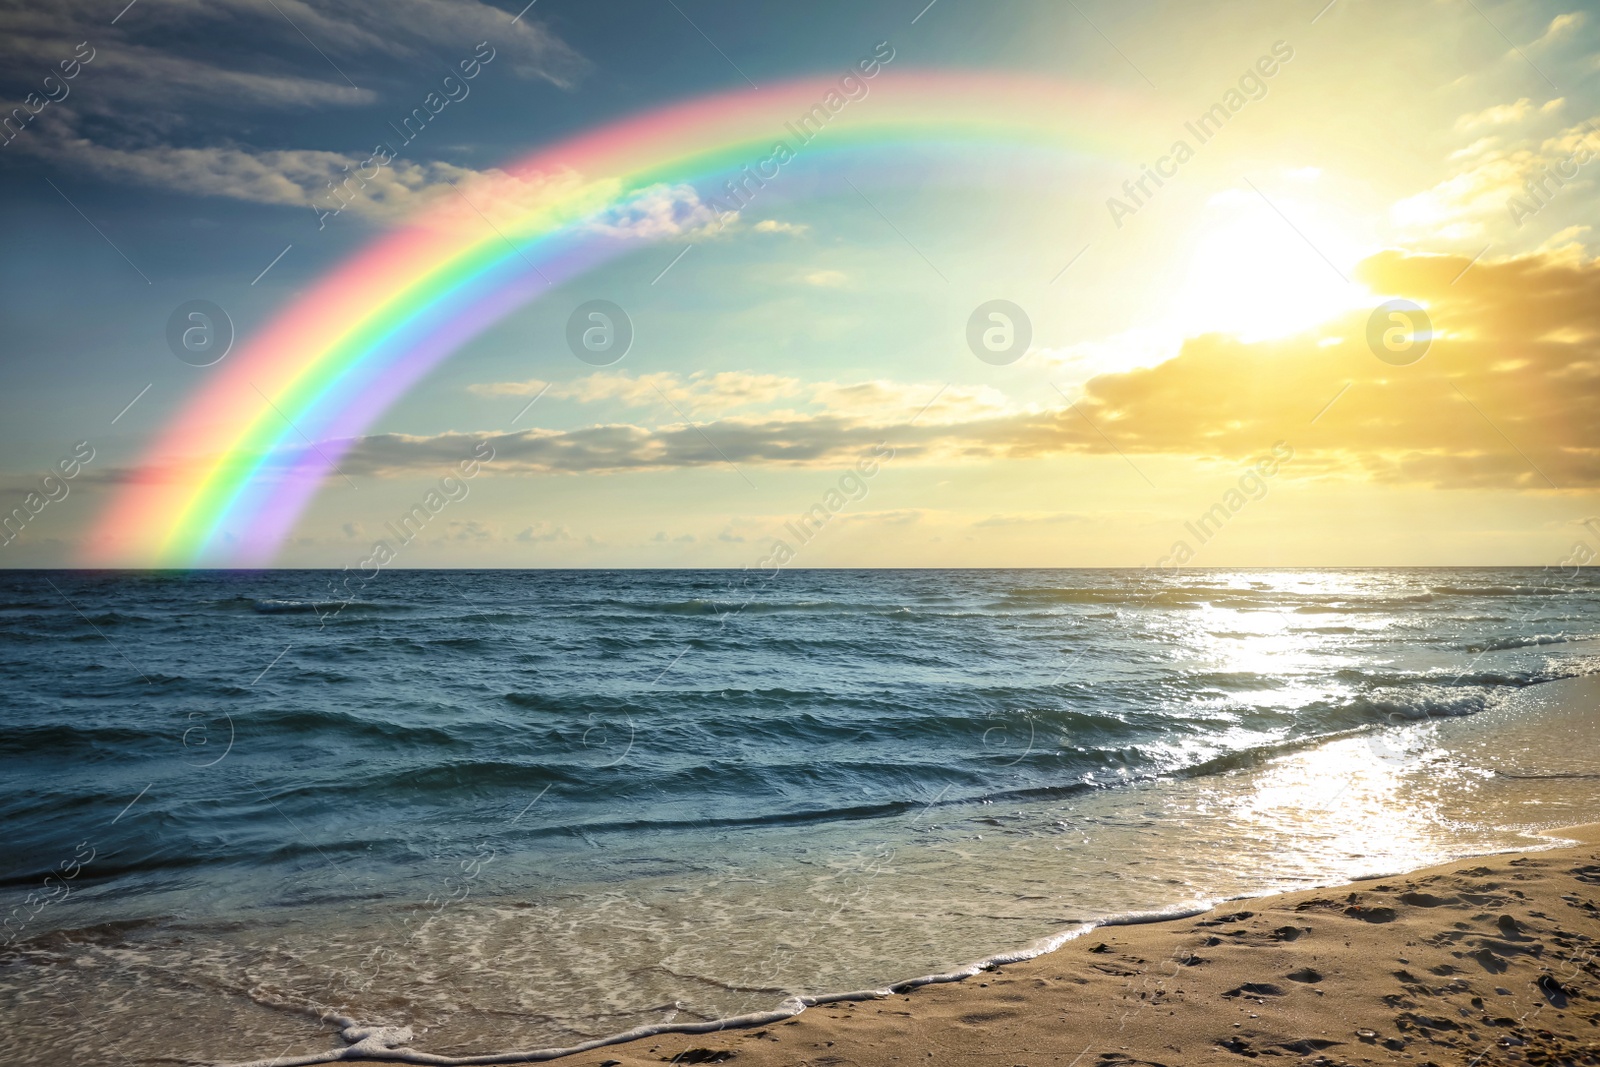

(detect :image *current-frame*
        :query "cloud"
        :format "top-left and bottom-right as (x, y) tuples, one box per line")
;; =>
(1454, 98), (1541, 131)
(802, 269), (849, 287)
(11, 127), (712, 237)
(584, 183), (726, 241)
(1538, 224), (1592, 257)
(0, 0), (586, 212)
(1533, 11), (1585, 49)
(13, 124), (480, 217)
(242, 0), (586, 87)
(0, 0), (584, 111)
(337, 418), (919, 477)
(94, 252), (1591, 495)
(516, 522), (572, 542)
(0, 9), (373, 123)
(807, 379), (1014, 423)
(336, 400), (1085, 481)
(472, 370), (805, 415)
(472, 370), (1020, 430)
(752, 219), (810, 235)
(96, 243), (1600, 495)
(1390, 113), (1600, 240)
(839, 509), (923, 526)
(444, 519), (493, 541)
(1067, 248), (1600, 488)
(972, 512), (1095, 527)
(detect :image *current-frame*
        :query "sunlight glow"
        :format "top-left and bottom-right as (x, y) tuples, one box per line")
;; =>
(1169, 194), (1374, 342)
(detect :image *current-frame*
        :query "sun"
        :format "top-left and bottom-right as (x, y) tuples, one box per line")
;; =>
(1168, 186), (1374, 342)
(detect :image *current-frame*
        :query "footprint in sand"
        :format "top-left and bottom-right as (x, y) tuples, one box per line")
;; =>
(1468, 947), (1509, 973)
(1398, 891), (1458, 907)
(1221, 982), (1286, 999)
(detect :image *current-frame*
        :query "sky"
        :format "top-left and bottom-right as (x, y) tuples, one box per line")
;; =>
(2, 0), (1600, 568)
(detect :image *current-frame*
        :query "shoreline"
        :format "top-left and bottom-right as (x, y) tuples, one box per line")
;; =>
(548, 823), (1600, 1067)
(228, 823), (1600, 1067)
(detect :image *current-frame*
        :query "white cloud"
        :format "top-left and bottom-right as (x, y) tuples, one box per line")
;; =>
(1448, 136), (1501, 161)
(516, 522), (572, 542)
(1389, 114), (1600, 240)
(12, 125), (479, 217)
(9, 125), (706, 237)
(471, 370), (1020, 425)
(1532, 11), (1585, 49)
(1455, 98), (1539, 131)
(1028, 326), (1182, 383)
(472, 370), (804, 416)
(802, 269), (849, 287)
(444, 520), (494, 541)
(972, 512), (1094, 527)
(753, 219), (810, 235)
(584, 182), (726, 240)
(1535, 224), (1591, 258)
(805, 379), (1015, 423)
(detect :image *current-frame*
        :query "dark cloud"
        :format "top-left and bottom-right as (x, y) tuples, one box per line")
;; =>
(337, 418), (917, 476)
(0, 0), (585, 194)
(0, 0), (584, 112)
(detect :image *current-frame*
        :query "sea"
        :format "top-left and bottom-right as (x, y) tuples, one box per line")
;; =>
(3, 567), (1599, 1066)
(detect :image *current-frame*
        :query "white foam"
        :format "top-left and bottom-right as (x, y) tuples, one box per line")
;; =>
(212, 922), (1133, 1066)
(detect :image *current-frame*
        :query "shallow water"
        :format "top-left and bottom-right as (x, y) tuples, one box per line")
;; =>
(2, 568), (1599, 1065)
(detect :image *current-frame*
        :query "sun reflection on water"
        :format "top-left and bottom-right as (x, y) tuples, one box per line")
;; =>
(1228, 735), (1466, 883)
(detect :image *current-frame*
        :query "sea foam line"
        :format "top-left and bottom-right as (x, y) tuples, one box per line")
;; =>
(200, 825), (1583, 1065)
(212, 906), (1229, 1067)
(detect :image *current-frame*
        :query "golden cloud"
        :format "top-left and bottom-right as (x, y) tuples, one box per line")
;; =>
(1073, 248), (1600, 488)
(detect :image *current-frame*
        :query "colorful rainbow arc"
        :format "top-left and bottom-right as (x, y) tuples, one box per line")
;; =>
(86, 71), (1137, 566)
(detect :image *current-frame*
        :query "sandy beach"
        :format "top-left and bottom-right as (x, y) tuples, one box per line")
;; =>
(586, 825), (1600, 1067)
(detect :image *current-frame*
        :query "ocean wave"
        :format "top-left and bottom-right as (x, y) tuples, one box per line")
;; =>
(250, 598), (403, 615)
(1331, 665), (1544, 689)
(0, 721), (169, 757)
(1456, 632), (1598, 653)
(1343, 685), (1492, 722)
(1426, 583), (1568, 598)
(600, 597), (937, 618)
(9, 566), (1600, 1067)
(243, 706), (476, 747)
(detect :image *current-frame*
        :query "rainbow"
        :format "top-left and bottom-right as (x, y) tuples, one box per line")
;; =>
(86, 70), (1138, 566)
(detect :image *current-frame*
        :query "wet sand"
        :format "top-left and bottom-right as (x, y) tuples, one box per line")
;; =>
(585, 824), (1600, 1067)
